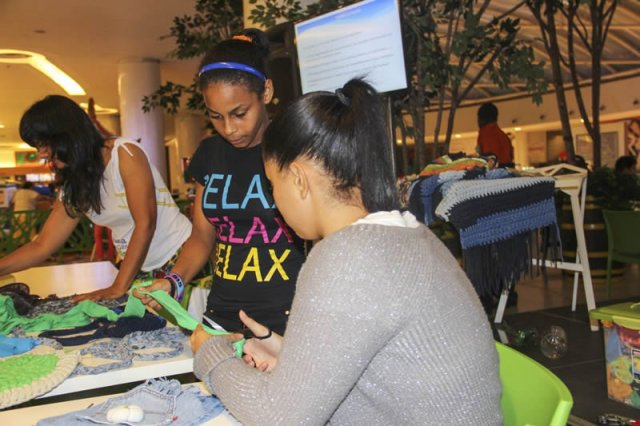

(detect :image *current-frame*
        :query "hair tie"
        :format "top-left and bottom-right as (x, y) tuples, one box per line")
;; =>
(253, 328), (272, 340)
(232, 35), (253, 43)
(335, 88), (351, 106)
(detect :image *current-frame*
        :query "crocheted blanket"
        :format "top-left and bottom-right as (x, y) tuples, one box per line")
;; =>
(409, 169), (558, 297)
(435, 176), (557, 249)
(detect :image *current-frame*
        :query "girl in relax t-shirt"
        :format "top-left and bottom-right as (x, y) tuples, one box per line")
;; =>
(138, 29), (305, 335)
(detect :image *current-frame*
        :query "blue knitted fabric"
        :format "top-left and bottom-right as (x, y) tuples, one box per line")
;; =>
(410, 168), (511, 226)
(435, 176), (557, 249)
(409, 172), (558, 297)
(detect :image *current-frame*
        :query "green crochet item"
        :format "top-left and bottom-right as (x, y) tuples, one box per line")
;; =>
(0, 353), (58, 393)
(0, 296), (131, 334)
(0, 346), (80, 409)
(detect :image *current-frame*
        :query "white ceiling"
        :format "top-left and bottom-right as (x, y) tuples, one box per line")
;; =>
(0, 0), (199, 147)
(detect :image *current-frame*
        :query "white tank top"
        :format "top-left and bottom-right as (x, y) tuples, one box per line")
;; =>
(86, 138), (192, 271)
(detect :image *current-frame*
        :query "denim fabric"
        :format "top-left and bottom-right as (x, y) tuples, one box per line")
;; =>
(73, 340), (133, 376)
(36, 378), (225, 426)
(125, 327), (185, 361)
(72, 327), (186, 376)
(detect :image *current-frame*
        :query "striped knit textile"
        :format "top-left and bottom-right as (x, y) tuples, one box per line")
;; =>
(409, 168), (511, 226)
(409, 170), (558, 297)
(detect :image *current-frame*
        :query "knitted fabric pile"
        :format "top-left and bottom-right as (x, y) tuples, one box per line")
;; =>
(410, 166), (558, 297)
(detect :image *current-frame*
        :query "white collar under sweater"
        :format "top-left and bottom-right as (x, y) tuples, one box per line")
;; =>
(353, 210), (420, 228)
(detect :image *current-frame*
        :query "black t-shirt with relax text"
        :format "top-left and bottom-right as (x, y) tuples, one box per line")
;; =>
(188, 135), (305, 334)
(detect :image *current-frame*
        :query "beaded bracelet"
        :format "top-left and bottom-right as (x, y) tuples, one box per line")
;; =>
(164, 272), (185, 303)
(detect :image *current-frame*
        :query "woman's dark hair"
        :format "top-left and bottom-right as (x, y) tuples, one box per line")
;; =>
(19, 95), (105, 216)
(197, 28), (270, 96)
(263, 78), (399, 213)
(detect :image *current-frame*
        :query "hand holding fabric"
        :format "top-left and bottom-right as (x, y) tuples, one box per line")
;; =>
(190, 324), (213, 354)
(132, 278), (171, 311)
(239, 310), (282, 372)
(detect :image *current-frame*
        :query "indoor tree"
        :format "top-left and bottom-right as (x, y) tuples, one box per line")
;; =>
(142, 0), (243, 114)
(248, 0), (546, 170)
(527, 0), (577, 163)
(145, 0), (546, 173)
(415, 0), (546, 158)
(565, 0), (619, 168)
(528, 0), (619, 168)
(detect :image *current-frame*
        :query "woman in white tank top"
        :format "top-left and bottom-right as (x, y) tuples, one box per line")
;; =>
(0, 95), (207, 310)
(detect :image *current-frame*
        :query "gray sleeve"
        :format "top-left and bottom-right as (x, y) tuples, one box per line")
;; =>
(192, 237), (400, 425)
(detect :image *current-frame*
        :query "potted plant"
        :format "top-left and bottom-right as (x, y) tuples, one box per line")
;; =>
(588, 167), (640, 211)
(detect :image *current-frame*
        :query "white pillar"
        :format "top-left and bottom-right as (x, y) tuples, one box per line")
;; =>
(117, 59), (167, 182)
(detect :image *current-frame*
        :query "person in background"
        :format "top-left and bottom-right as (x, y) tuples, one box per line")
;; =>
(0, 95), (209, 310)
(137, 29), (306, 335)
(189, 79), (502, 425)
(615, 155), (638, 176)
(10, 181), (52, 241)
(11, 181), (49, 212)
(476, 102), (514, 168)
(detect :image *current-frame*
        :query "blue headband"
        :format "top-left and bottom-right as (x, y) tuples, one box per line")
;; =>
(198, 62), (266, 81)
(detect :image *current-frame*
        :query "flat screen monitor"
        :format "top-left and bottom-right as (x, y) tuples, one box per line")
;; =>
(294, 0), (407, 95)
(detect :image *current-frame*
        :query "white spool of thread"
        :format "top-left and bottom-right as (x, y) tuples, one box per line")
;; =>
(106, 404), (145, 423)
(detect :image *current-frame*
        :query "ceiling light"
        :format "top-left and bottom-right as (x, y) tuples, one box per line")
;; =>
(0, 49), (86, 96)
(455, 134), (461, 139)
(514, 127), (521, 132)
(0, 123), (5, 129)
(79, 102), (118, 115)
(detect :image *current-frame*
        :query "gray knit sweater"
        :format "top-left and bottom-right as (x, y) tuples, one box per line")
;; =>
(194, 215), (502, 425)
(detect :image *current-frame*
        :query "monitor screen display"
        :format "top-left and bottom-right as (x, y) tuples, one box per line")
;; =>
(294, 0), (407, 94)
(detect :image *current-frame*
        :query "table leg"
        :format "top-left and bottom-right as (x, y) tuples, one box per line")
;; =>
(570, 191), (598, 331)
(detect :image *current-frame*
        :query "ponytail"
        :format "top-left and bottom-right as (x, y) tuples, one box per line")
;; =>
(340, 79), (398, 212)
(263, 78), (399, 213)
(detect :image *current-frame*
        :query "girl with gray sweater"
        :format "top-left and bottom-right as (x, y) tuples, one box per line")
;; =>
(190, 79), (503, 425)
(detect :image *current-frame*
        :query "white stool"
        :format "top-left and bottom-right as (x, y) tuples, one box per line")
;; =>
(494, 164), (598, 331)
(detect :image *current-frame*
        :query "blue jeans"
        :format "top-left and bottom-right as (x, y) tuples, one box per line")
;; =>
(36, 378), (224, 426)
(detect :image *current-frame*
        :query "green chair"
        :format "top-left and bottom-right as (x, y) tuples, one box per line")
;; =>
(497, 342), (573, 426)
(602, 210), (640, 296)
